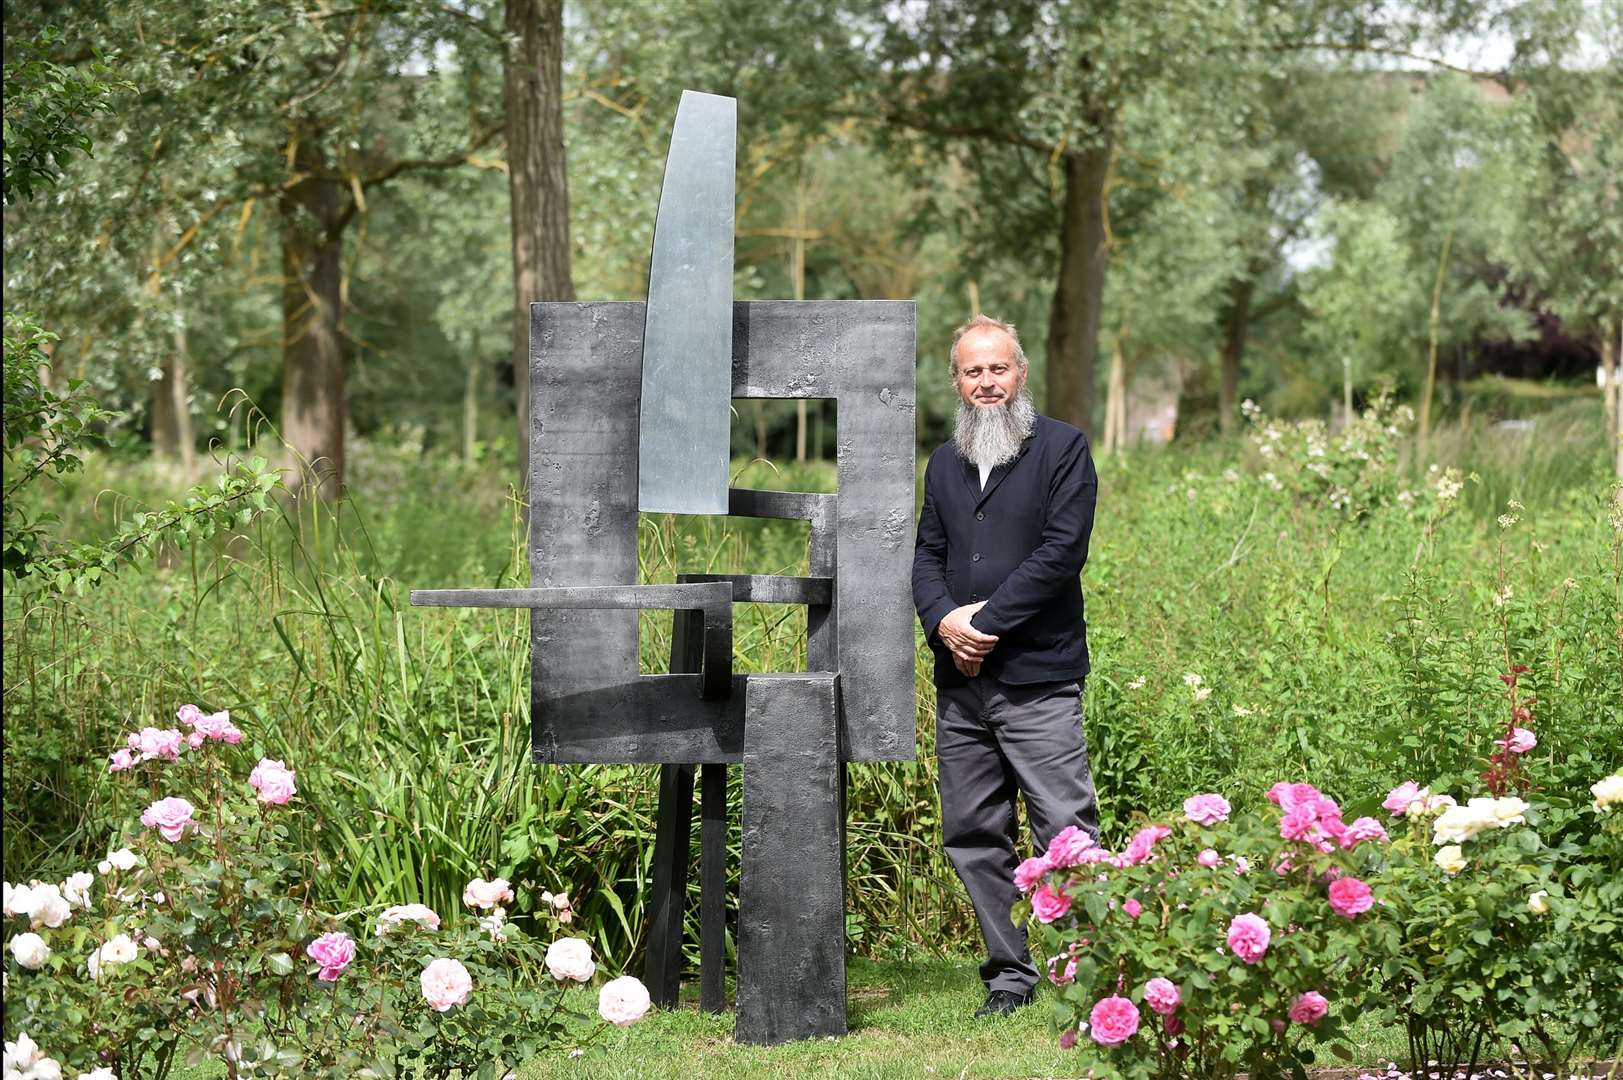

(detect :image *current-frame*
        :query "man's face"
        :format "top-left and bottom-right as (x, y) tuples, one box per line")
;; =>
(954, 329), (1025, 409)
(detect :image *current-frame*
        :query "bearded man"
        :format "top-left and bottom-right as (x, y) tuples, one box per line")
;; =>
(911, 314), (1100, 1018)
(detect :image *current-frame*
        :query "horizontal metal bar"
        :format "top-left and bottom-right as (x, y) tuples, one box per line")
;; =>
(679, 573), (832, 607)
(409, 583), (732, 610)
(728, 488), (834, 522)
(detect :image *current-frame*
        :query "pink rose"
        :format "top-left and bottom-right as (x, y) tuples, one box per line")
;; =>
(1048, 955), (1077, 985)
(1327, 877), (1373, 918)
(1226, 912), (1271, 963)
(1382, 781), (1425, 816)
(248, 758), (297, 805)
(1046, 825), (1096, 868)
(176, 704), (204, 727)
(544, 937), (596, 982)
(1119, 824), (1172, 867)
(1289, 991), (1329, 1025)
(1058, 1027), (1078, 1050)
(1088, 994), (1141, 1046)
(1031, 883), (1071, 924)
(108, 749), (136, 773)
(307, 931), (355, 981)
(1341, 816), (1389, 848)
(1266, 782), (1322, 813)
(1182, 793), (1231, 826)
(140, 797), (196, 842)
(1197, 848), (1222, 868)
(1014, 856), (1049, 893)
(191, 710), (244, 744)
(597, 975), (652, 1026)
(135, 727), (184, 762)
(1496, 727), (1536, 754)
(186, 732), (207, 749)
(1271, 1017), (1287, 1034)
(462, 877), (515, 910)
(1279, 805), (1321, 843)
(1143, 977), (1181, 1016)
(1122, 898), (1143, 919)
(420, 957), (473, 1011)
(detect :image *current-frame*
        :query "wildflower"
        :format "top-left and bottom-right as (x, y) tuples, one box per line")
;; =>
(1125, 676), (1146, 691)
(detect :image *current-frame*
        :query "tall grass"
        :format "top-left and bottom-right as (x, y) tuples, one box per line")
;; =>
(5, 415), (1620, 970)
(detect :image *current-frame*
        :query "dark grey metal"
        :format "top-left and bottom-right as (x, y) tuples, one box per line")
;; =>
(638, 90), (737, 516)
(412, 582), (733, 700)
(700, 761), (727, 1013)
(644, 761), (693, 1007)
(680, 573), (832, 607)
(736, 673), (846, 1044)
(529, 301), (916, 765)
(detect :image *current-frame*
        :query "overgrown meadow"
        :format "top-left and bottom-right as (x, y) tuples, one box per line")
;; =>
(4, 399), (1620, 983)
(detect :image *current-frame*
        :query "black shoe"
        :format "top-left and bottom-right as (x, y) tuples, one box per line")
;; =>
(975, 989), (1034, 1019)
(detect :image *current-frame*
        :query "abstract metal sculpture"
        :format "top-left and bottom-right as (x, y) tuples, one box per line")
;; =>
(412, 90), (916, 1045)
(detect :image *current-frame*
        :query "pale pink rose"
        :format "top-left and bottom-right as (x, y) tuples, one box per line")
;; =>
(1076, 846), (1112, 865)
(597, 975), (651, 1026)
(1289, 991), (1328, 1025)
(1327, 877), (1373, 918)
(108, 749), (136, 773)
(1119, 824), (1172, 867)
(1122, 898), (1143, 919)
(1088, 994), (1141, 1046)
(544, 937), (596, 982)
(248, 759), (297, 805)
(1496, 727), (1536, 754)
(1341, 816), (1389, 848)
(135, 727), (184, 762)
(191, 710), (244, 744)
(1196, 848), (1222, 868)
(1231, 856), (1250, 874)
(1046, 825), (1096, 867)
(307, 931), (356, 981)
(1266, 782), (1322, 813)
(1382, 781), (1425, 816)
(1031, 883), (1071, 924)
(1182, 793), (1231, 826)
(1014, 856), (1049, 893)
(375, 904), (441, 935)
(186, 732), (207, 749)
(1048, 955), (1077, 985)
(462, 877), (515, 910)
(1226, 913), (1271, 963)
(140, 797), (195, 842)
(1143, 977), (1181, 1016)
(419, 957), (473, 1011)
(176, 704), (204, 727)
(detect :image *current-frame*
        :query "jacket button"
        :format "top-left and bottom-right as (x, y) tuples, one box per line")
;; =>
(976, 511), (985, 521)
(971, 593), (980, 601)
(972, 553), (981, 562)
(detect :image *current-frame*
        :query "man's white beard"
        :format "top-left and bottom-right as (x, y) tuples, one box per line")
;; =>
(953, 387), (1037, 470)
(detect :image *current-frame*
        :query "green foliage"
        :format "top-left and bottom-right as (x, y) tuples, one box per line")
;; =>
(1, 25), (120, 204)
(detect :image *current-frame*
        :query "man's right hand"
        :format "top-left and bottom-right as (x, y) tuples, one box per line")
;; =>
(938, 601), (997, 662)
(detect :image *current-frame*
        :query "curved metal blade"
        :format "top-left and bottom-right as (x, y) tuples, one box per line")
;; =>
(638, 90), (737, 515)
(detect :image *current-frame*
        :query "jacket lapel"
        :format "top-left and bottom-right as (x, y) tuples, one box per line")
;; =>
(975, 432), (1037, 509)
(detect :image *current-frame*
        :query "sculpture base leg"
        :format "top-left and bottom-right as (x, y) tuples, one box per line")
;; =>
(735, 673), (846, 1044)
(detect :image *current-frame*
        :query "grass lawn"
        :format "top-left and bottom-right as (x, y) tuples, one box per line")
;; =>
(520, 955), (1415, 1079)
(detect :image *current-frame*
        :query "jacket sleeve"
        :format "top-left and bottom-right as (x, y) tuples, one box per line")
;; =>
(911, 459), (956, 642)
(970, 432), (1097, 637)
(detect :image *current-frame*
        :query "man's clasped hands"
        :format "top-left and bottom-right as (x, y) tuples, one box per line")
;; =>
(938, 600), (998, 678)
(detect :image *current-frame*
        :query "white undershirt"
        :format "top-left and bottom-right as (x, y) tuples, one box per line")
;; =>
(978, 461), (993, 490)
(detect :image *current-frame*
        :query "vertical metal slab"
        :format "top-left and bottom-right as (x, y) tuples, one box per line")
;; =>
(736, 673), (846, 1044)
(700, 762), (728, 1013)
(530, 302), (643, 763)
(643, 762), (694, 1007)
(638, 90), (737, 516)
(733, 301), (917, 761)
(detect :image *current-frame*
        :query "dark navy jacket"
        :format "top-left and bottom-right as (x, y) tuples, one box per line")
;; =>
(912, 414), (1098, 689)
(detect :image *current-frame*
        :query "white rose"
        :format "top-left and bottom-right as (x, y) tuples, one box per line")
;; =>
(61, 873), (94, 910)
(1492, 796), (1528, 827)
(106, 849), (140, 872)
(30, 886), (72, 931)
(9, 933), (51, 970)
(1434, 845), (1466, 875)
(596, 975), (651, 1027)
(5, 1031), (42, 1071)
(5, 883), (40, 920)
(78, 1069), (118, 1080)
(544, 937), (595, 982)
(1592, 773), (1623, 811)
(32, 1057), (64, 1080)
(1527, 889), (1549, 915)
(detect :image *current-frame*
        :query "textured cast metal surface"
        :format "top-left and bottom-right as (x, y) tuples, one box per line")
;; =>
(531, 300), (916, 764)
(679, 573), (832, 607)
(736, 674), (846, 1044)
(638, 90), (737, 516)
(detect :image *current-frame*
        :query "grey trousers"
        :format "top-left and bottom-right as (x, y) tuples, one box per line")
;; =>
(936, 675), (1098, 996)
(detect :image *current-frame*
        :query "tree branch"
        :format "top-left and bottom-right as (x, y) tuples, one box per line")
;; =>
(324, 122), (505, 241)
(1266, 40), (1502, 81)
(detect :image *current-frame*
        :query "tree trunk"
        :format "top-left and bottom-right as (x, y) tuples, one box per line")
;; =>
(1101, 327), (1127, 454)
(279, 137), (347, 501)
(152, 321), (196, 480)
(464, 328), (482, 463)
(506, 0), (574, 488)
(1045, 145), (1110, 436)
(1217, 273), (1255, 437)
(1611, 318), (1622, 482)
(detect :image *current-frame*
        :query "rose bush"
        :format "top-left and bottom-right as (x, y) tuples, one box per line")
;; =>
(1019, 784), (1398, 1079)
(3, 703), (651, 1079)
